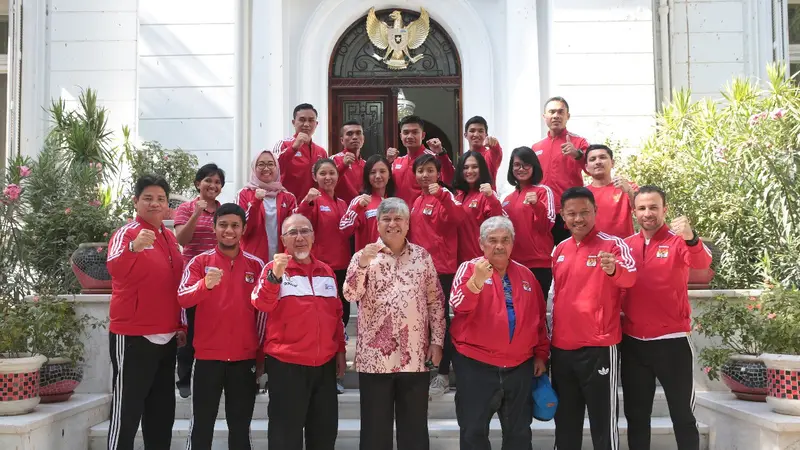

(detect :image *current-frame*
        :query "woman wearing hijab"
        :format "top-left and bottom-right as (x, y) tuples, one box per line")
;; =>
(237, 150), (297, 263)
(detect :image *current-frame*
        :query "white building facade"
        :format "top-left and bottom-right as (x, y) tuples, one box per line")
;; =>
(3, 0), (794, 198)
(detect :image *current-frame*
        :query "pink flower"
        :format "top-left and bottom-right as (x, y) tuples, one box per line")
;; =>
(3, 184), (21, 202)
(749, 111), (769, 126)
(756, 303), (762, 310)
(768, 313), (777, 320)
(96, 247), (103, 253)
(771, 108), (786, 120)
(89, 199), (102, 207)
(163, 155), (169, 161)
(749, 296), (758, 302)
(64, 207), (72, 215)
(694, 323), (703, 331)
(19, 166), (31, 178)
(103, 232), (108, 237)
(747, 304), (754, 311)
(703, 367), (712, 374)
(713, 147), (727, 163)
(32, 295), (39, 303)
(95, 162), (102, 170)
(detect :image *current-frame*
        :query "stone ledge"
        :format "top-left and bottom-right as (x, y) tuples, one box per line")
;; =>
(696, 391), (800, 432)
(0, 394), (110, 434)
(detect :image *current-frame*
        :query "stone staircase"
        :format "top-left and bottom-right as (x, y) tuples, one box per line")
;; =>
(88, 313), (710, 449)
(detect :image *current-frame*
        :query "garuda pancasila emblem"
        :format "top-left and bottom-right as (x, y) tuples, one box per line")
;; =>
(366, 7), (430, 70)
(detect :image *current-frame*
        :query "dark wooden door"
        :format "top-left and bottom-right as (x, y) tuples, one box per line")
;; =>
(330, 89), (398, 159)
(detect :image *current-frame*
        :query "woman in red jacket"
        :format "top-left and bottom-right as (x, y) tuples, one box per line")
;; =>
(408, 153), (463, 399)
(339, 154), (395, 252)
(452, 150), (504, 265)
(237, 150), (297, 263)
(502, 146), (556, 299)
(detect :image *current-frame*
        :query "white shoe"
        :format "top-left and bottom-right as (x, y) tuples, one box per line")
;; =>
(429, 374), (450, 399)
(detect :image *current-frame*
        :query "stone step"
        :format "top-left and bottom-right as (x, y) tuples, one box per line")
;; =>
(88, 417), (709, 449)
(174, 387), (671, 420)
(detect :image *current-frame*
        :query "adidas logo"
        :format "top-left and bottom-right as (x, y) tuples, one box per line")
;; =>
(598, 367), (609, 376)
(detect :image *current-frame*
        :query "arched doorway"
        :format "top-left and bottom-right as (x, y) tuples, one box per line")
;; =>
(328, 9), (462, 160)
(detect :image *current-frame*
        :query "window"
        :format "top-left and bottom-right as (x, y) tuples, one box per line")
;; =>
(789, 2), (800, 77)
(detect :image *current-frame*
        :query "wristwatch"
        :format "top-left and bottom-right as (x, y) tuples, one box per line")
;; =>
(266, 269), (283, 284)
(574, 149), (585, 160)
(685, 230), (700, 247)
(128, 242), (136, 253)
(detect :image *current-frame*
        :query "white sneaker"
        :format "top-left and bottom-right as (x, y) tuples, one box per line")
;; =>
(429, 374), (450, 399)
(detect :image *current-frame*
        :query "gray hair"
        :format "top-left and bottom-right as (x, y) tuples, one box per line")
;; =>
(377, 197), (410, 220)
(282, 213), (313, 234)
(480, 216), (515, 242)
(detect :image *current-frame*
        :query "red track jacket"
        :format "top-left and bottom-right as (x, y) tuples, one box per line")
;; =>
(455, 188), (504, 264)
(477, 143), (503, 187)
(551, 227), (637, 350)
(502, 185), (556, 269)
(273, 135), (328, 200)
(251, 256), (346, 366)
(236, 188), (296, 263)
(622, 225), (712, 339)
(339, 194), (383, 253)
(392, 146), (455, 206)
(450, 258), (550, 367)
(296, 191), (351, 271)
(587, 183), (635, 239)
(107, 217), (184, 336)
(409, 187), (463, 275)
(178, 248), (266, 361)
(331, 150), (365, 205)
(532, 129), (589, 212)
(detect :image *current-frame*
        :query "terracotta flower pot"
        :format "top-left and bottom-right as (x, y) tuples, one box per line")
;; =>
(0, 354), (47, 416)
(720, 354), (768, 401)
(39, 358), (83, 403)
(70, 242), (111, 294)
(761, 353), (800, 416)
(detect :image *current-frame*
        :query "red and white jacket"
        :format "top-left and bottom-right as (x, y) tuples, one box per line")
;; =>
(502, 185), (556, 269)
(331, 150), (365, 205)
(532, 129), (589, 212)
(475, 143), (503, 187)
(409, 187), (464, 275)
(551, 227), (637, 350)
(450, 258), (550, 367)
(272, 135), (328, 200)
(295, 191), (351, 271)
(455, 188), (504, 264)
(251, 256), (346, 366)
(178, 248), (266, 361)
(339, 194), (384, 253)
(106, 217), (184, 336)
(587, 183), (636, 239)
(392, 146), (455, 206)
(622, 224), (712, 339)
(236, 188), (297, 263)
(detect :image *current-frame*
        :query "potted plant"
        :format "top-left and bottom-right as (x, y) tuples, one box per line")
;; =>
(0, 300), (48, 415)
(755, 287), (800, 415)
(694, 295), (771, 401)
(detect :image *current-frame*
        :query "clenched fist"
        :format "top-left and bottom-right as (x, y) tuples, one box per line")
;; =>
(205, 267), (223, 289)
(303, 188), (321, 204)
(523, 191), (538, 205)
(598, 251), (617, 276)
(484, 136), (499, 148)
(357, 194), (371, 208)
(427, 138), (444, 155)
(272, 253), (291, 279)
(612, 177), (633, 195)
(343, 152), (356, 166)
(194, 199), (208, 216)
(132, 229), (156, 252)
(472, 258), (494, 285)
(386, 147), (399, 163)
(479, 183), (493, 198)
(255, 189), (267, 200)
(428, 183), (441, 196)
(293, 133), (311, 150)
(359, 242), (383, 268)
(670, 216), (695, 240)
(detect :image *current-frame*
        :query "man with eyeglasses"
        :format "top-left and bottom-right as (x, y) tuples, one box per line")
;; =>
(550, 186), (637, 450)
(251, 214), (346, 450)
(272, 103), (328, 200)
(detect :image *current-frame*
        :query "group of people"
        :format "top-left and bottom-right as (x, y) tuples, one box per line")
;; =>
(105, 97), (712, 450)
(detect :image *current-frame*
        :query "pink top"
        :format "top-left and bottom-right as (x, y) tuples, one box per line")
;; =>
(343, 241), (446, 373)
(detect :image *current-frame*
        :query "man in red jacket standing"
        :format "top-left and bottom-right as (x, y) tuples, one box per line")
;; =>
(251, 214), (346, 450)
(106, 175), (185, 450)
(463, 115), (503, 186)
(622, 186), (712, 450)
(585, 144), (637, 239)
(332, 120), (366, 204)
(272, 103), (328, 200)
(533, 97), (590, 245)
(387, 115), (455, 206)
(551, 186), (637, 450)
(450, 216), (548, 449)
(178, 203), (266, 450)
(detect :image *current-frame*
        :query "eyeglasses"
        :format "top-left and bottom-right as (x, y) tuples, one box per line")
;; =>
(512, 163), (532, 170)
(256, 162), (277, 170)
(282, 228), (314, 238)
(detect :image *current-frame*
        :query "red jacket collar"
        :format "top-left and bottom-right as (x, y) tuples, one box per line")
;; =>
(572, 226), (599, 246)
(547, 128), (569, 139)
(637, 223), (671, 243)
(408, 146), (427, 159)
(135, 215), (164, 233)
(214, 246), (244, 263)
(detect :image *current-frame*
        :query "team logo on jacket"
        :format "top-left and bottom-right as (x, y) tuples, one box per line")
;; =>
(320, 205), (332, 212)
(522, 281), (532, 292)
(556, 255), (565, 263)
(484, 278), (493, 285)
(535, 150), (543, 156)
(205, 266), (220, 273)
(281, 202), (287, 208)
(295, 151), (302, 157)
(613, 192), (622, 202)
(245, 272), (255, 283)
(657, 245), (670, 258)
(469, 199), (479, 208)
(586, 255), (597, 267)
(423, 204), (434, 215)
(395, 164), (403, 169)
(366, 209), (377, 219)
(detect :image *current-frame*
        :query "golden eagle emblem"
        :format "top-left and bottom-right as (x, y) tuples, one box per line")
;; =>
(366, 7), (430, 70)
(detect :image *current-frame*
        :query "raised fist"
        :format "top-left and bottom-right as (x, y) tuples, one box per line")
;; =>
(272, 253), (291, 279)
(472, 258), (494, 285)
(359, 243), (383, 268)
(598, 251), (617, 276)
(386, 147), (399, 163)
(204, 267), (223, 289)
(670, 216), (695, 240)
(523, 191), (538, 205)
(484, 136), (499, 148)
(343, 152), (356, 166)
(255, 189), (267, 200)
(293, 133), (311, 150)
(132, 229), (156, 252)
(194, 199), (208, 215)
(357, 194), (371, 208)
(427, 138), (444, 155)
(428, 183), (441, 196)
(479, 183), (493, 198)
(303, 188), (321, 204)
(613, 176), (632, 195)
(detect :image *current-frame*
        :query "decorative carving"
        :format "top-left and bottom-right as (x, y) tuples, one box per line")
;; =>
(332, 9), (460, 79)
(366, 8), (430, 70)
(343, 100), (385, 159)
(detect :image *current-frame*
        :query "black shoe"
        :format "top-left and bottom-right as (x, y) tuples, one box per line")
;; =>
(178, 385), (191, 398)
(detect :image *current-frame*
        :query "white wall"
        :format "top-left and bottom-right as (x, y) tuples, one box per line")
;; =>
(47, 0), (138, 145)
(137, 0), (237, 198)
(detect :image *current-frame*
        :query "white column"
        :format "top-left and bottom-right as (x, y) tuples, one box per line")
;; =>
(19, 0), (48, 157)
(502, 0), (542, 193)
(234, 0), (253, 189)
(250, 0), (285, 159)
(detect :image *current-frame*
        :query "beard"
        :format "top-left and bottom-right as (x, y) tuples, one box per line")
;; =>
(218, 241), (239, 251)
(295, 251), (310, 260)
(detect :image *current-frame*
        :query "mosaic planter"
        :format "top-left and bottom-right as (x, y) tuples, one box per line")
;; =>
(761, 353), (800, 416)
(70, 242), (111, 294)
(39, 357), (83, 403)
(0, 354), (47, 416)
(720, 354), (768, 402)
